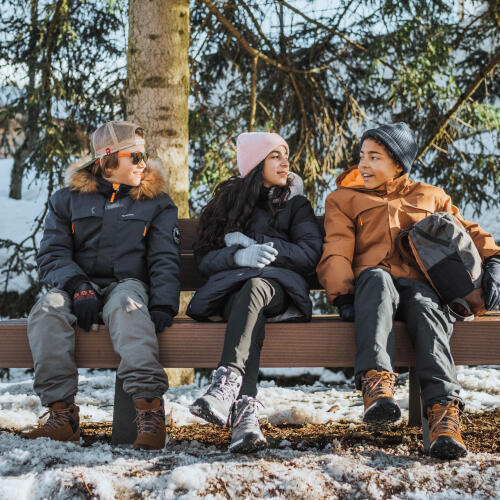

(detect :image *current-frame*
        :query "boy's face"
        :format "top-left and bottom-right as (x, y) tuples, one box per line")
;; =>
(358, 138), (403, 189)
(106, 136), (146, 186)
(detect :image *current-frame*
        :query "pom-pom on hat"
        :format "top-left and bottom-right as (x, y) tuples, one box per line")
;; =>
(237, 132), (289, 177)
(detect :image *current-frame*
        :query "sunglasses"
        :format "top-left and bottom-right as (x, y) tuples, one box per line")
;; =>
(117, 152), (149, 164)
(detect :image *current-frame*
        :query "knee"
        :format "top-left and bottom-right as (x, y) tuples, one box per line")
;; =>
(104, 291), (148, 319)
(239, 278), (272, 306)
(356, 267), (393, 291)
(29, 290), (71, 319)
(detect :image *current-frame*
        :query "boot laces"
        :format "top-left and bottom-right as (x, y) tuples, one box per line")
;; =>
(135, 407), (164, 435)
(428, 400), (467, 436)
(208, 368), (240, 401)
(362, 371), (397, 399)
(232, 396), (263, 428)
(38, 406), (73, 431)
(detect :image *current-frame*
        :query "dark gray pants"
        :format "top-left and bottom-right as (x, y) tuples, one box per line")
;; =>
(354, 267), (462, 410)
(220, 278), (288, 397)
(27, 278), (168, 406)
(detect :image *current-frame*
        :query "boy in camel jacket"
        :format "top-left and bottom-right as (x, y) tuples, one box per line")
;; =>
(317, 122), (500, 459)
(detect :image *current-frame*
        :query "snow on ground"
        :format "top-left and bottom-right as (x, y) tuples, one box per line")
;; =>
(0, 366), (499, 499)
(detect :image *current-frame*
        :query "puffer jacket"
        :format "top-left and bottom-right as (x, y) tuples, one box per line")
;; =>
(36, 163), (181, 313)
(187, 175), (324, 322)
(317, 166), (500, 303)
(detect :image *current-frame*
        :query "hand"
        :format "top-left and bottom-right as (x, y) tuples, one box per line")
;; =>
(338, 304), (355, 322)
(482, 257), (500, 310)
(334, 294), (355, 322)
(234, 243), (278, 268)
(72, 283), (100, 332)
(150, 308), (174, 333)
(224, 232), (256, 248)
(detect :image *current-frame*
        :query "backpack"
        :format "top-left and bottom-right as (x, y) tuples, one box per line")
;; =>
(396, 212), (483, 320)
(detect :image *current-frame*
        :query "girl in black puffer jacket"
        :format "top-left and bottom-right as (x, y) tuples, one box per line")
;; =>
(188, 132), (323, 453)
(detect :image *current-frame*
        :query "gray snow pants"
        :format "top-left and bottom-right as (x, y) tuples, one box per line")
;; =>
(27, 278), (168, 406)
(353, 267), (462, 410)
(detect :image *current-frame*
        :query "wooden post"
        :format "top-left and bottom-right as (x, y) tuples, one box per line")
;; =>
(111, 373), (137, 445)
(408, 367), (421, 426)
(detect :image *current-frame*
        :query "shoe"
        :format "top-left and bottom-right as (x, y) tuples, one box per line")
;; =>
(133, 398), (166, 450)
(229, 396), (267, 453)
(189, 366), (243, 426)
(427, 399), (467, 459)
(361, 370), (401, 425)
(23, 402), (80, 442)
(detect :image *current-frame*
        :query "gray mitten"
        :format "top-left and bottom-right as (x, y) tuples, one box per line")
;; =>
(224, 231), (257, 248)
(234, 243), (278, 268)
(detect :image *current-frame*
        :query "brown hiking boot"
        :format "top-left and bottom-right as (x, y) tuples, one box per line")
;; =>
(133, 398), (166, 450)
(427, 399), (467, 459)
(361, 370), (401, 425)
(23, 402), (80, 442)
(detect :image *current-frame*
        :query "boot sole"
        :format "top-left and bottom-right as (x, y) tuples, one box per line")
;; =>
(430, 436), (467, 460)
(363, 398), (401, 426)
(189, 398), (228, 426)
(229, 434), (267, 454)
(22, 430), (80, 443)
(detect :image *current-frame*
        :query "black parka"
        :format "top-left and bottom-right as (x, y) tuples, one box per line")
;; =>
(187, 176), (323, 322)
(36, 164), (181, 314)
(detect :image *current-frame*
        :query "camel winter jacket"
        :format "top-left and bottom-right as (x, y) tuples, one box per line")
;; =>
(36, 164), (181, 314)
(317, 166), (500, 303)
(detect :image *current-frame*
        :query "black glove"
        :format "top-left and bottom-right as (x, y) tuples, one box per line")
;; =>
(482, 257), (500, 311)
(72, 282), (100, 332)
(150, 307), (174, 334)
(334, 294), (355, 322)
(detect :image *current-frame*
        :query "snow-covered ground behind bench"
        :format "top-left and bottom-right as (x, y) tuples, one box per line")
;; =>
(0, 366), (499, 499)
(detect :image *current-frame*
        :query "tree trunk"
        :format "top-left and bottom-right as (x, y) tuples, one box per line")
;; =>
(127, 0), (193, 386)
(9, 0), (39, 200)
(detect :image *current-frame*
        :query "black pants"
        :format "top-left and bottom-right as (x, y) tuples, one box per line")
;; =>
(219, 278), (289, 397)
(354, 267), (462, 410)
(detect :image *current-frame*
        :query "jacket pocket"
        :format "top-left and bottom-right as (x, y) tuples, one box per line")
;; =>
(118, 213), (153, 239)
(71, 206), (104, 248)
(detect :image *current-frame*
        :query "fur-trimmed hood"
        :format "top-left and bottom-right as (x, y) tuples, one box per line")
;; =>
(66, 161), (167, 200)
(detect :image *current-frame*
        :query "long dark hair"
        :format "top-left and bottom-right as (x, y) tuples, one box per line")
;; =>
(194, 161), (291, 258)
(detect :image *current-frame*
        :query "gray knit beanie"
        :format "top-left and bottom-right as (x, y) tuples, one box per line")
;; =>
(361, 122), (417, 174)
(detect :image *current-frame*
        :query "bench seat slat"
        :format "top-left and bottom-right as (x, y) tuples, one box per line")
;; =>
(1, 317), (498, 369)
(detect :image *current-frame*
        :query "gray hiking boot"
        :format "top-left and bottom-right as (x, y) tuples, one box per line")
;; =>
(229, 396), (267, 453)
(189, 366), (243, 426)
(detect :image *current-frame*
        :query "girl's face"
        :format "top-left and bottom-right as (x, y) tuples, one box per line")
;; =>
(262, 146), (289, 188)
(105, 136), (146, 186)
(358, 138), (403, 189)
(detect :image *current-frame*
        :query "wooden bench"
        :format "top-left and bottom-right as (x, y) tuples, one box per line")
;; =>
(1, 218), (499, 450)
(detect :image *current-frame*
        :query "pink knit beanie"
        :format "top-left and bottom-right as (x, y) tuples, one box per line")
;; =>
(237, 132), (289, 177)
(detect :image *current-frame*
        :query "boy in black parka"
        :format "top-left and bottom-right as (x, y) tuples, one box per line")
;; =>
(24, 121), (181, 450)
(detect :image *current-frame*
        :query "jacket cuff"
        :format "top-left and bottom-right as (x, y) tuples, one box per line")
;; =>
(334, 294), (354, 308)
(63, 275), (89, 296)
(149, 305), (176, 317)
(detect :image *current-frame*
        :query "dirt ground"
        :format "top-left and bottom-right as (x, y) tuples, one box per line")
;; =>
(46, 408), (498, 455)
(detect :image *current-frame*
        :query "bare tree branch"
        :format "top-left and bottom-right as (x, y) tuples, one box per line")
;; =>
(201, 0), (330, 74)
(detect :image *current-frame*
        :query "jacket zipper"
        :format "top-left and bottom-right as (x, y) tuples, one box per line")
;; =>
(110, 183), (120, 203)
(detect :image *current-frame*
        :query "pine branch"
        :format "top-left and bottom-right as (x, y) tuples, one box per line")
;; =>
(417, 50), (500, 160)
